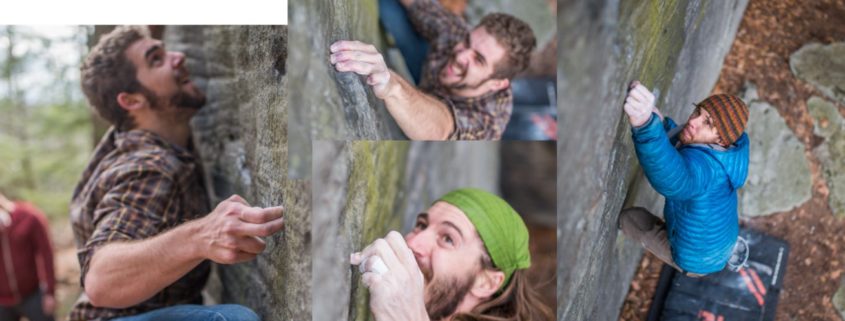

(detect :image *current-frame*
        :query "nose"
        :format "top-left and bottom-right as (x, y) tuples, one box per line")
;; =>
(688, 114), (702, 130)
(405, 231), (431, 262)
(455, 48), (473, 65)
(170, 51), (186, 68)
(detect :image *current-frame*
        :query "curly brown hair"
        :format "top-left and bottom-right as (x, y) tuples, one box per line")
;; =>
(477, 13), (536, 80)
(80, 26), (150, 131)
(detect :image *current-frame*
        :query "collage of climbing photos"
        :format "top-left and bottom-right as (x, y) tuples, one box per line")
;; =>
(2, 0), (845, 320)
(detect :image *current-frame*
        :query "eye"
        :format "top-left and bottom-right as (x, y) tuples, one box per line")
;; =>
(414, 220), (427, 230)
(442, 234), (454, 245)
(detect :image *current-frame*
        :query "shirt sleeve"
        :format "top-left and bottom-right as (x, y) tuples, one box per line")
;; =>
(76, 166), (177, 288)
(26, 204), (55, 296)
(407, 0), (468, 46)
(447, 98), (512, 140)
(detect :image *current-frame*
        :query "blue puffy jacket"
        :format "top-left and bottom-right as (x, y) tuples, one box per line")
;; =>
(632, 113), (749, 274)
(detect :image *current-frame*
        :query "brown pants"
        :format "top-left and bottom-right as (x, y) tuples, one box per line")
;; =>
(618, 207), (704, 277)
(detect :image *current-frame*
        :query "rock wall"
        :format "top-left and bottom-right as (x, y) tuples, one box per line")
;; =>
(164, 26), (311, 321)
(557, 0), (748, 320)
(288, 0), (403, 178)
(312, 141), (501, 321)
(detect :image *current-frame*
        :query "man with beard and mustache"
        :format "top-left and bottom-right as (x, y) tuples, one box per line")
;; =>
(618, 81), (751, 277)
(329, 0), (536, 140)
(351, 188), (553, 321)
(68, 26), (285, 321)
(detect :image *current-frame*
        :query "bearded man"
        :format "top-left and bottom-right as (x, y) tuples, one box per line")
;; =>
(351, 188), (553, 321)
(69, 26), (286, 321)
(330, 0), (536, 140)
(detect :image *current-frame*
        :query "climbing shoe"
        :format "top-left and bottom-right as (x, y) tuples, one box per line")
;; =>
(727, 236), (749, 272)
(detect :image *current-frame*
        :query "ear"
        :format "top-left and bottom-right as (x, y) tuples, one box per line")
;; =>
(116, 92), (148, 112)
(469, 269), (506, 300)
(489, 78), (510, 92)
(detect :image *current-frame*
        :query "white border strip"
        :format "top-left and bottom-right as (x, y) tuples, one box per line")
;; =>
(1, 0), (288, 25)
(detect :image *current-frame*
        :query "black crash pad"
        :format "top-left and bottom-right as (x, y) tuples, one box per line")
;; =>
(647, 228), (790, 321)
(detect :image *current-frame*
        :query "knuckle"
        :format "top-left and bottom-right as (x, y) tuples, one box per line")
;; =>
(221, 221), (236, 233)
(220, 250), (237, 263)
(260, 225), (274, 236)
(373, 238), (388, 251)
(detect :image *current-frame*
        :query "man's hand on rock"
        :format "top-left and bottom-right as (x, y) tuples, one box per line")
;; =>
(330, 40), (393, 99)
(194, 195), (285, 264)
(624, 80), (661, 127)
(351, 231), (429, 321)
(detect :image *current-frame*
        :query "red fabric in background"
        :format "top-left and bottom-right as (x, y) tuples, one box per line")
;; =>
(0, 202), (55, 306)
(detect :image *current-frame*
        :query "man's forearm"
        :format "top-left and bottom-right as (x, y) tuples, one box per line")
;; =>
(84, 220), (205, 308)
(382, 71), (454, 140)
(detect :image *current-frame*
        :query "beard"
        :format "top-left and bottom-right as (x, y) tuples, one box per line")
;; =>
(140, 81), (206, 111)
(422, 264), (476, 321)
(679, 126), (692, 145)
(170, 86), (206, 109)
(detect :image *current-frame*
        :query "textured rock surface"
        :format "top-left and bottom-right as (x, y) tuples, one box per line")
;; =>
(288, 0), (404, 178)
(312, 141), (501, 321)
(558, 0), (748, 320)
(164, 26), (311, 321)
(835, 275), (845, 321)
(741, 85), (812, 216)
(808, 96), (845, 218)
(790, 42), (845, 105)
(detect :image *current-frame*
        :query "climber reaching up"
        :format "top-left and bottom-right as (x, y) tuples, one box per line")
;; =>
(329, 0), (536, 140)
(68, 26), (285, 321)
(351, 189), (553, 321)
(619, 81), (751, 277)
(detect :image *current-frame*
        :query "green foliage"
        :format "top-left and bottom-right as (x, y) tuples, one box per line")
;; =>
(0, 26), (93, 220)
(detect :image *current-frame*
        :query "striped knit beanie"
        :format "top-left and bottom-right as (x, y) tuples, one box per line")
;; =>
(696, 94), (749, 145)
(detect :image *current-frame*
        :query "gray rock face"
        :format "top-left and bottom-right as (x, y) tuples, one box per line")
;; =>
(808, 96), (845, 218)
(834, 275), (845, 320)
(790, 42), (845, 105)
(558, 0), (748, 320)
(741, 85), (812, 216)
(288, 0), (408, 178)
(164, 26), (311, 321)
(312, 141), (500, 321)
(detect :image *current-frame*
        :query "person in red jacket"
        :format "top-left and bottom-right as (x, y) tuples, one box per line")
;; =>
(0, 192), (56, 321)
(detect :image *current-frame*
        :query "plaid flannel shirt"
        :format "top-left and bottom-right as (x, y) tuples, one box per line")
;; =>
(68, 128), (210, 321)
(409, 0), (513, 140)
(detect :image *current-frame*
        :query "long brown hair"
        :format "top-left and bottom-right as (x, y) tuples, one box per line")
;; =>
(452, 257), (553, 321)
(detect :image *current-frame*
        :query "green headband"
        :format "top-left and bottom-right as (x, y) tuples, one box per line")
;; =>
(436, 188), (531, 290)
